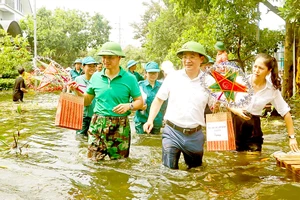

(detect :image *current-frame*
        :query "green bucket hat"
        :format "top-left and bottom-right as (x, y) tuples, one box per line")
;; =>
(145, 61), (160, 72)
(176, 41), (209, 64)
(127, 60), (138, 69)
(97, 42), (125, 58)
(82, 56), (98, 65)
(214, 41), (226, 51)
(73, 58), (82, 65)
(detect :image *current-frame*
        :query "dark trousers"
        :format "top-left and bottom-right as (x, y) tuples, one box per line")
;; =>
(76, 116), (91, 136)
(232, 113), (263, 151)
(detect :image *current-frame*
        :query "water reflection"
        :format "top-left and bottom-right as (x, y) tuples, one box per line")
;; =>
(0, 91), (300, 199)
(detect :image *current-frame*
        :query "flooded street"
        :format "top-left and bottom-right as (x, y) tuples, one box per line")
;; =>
(1, 91), (300, 200)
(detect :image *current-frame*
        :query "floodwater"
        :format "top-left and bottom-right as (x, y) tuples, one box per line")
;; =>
(0, 91), (300, 200)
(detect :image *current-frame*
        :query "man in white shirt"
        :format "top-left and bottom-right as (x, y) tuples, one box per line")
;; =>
(143, 41), (213, 169)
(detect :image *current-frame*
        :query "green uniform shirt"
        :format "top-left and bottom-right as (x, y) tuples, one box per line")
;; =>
(86, 67), (141, 117)
(134, 80), (167, 126)
(75, 75), (95, 118)
(70, 68), (83, 81)
(129, 71), (144, 82)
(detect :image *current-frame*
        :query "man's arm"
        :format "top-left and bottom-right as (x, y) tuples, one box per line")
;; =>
(70, 83), (94, 106)
(131, 96), (144, 111)
(143, 97), (164, 133)
(112, 96), (143, 114)
(20, 79), (28, 93)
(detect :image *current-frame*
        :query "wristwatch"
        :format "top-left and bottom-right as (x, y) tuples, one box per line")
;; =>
(288, 134), (296, 139)
(129, 103), (134, 110)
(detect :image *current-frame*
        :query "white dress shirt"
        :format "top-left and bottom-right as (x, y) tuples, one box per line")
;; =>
(245, 75), (290, 117)
(156, 69), (211, 128)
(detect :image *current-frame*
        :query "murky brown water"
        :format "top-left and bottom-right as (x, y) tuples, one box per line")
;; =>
(1, 91), (300, 200)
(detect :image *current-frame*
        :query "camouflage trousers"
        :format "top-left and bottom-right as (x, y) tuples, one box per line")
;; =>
(87, 115), (131, 161)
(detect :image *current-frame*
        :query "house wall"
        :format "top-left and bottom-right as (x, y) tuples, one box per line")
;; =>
(0, 0), (32, 21)
(0, 0), (32, 36)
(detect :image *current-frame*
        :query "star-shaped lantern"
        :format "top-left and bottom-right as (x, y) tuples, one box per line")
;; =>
(208, 69), (248, 102)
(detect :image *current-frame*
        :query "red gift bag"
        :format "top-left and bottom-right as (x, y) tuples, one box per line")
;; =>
(205, 112), (236, 151)
(55, 93), (84, 130)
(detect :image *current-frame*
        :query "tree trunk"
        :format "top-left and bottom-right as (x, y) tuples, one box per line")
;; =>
(295, 25), (300, 95)
(282, 21), (294, 99)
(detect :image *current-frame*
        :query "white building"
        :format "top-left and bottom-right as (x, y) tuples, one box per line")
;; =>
(0, 0), (32, 36)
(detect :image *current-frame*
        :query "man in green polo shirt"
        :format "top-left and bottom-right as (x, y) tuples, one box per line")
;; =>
(70, 41), (143, 161)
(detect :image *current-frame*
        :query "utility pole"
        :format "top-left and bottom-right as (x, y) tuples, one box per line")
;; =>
(33, 0), (37, 70)
(118, 16), (121, 45)
(256, 3), (260, 42)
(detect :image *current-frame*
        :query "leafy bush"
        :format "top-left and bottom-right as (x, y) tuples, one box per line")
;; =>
(0, 29), (32, 76)
(1, 71), (19, 79)
(0, 78), (15, 90)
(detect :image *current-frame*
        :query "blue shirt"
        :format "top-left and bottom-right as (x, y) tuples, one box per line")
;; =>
(75, 75), (95, 118)
(70, 68), (83, 81)
(134, 80), (167, 127)
(86, 67), (141, 117)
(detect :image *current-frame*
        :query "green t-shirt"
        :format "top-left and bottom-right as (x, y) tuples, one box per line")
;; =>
(86, 67), (141, 117)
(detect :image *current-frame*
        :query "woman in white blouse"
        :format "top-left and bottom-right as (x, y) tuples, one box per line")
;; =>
(228, 53), (299, 152)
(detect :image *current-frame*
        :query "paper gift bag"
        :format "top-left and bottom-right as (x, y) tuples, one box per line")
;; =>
(55, 93), (84, 130)
(206, 112), (236, 151)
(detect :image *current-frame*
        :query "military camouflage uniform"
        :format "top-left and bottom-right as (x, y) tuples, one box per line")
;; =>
(87, 115), (131, 161)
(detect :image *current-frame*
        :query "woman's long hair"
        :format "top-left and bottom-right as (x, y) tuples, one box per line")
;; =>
(255, 53), (281, 90)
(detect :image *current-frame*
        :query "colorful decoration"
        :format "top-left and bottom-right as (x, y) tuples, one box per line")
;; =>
(200, 61), (253, 107)
(209, 68), (248, 102)
(32, 56), (83, 93)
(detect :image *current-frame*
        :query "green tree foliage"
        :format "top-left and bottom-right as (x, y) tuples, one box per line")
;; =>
(133, 2), (212, 66)
(132, 0), (163, 45)
(0, 29), (32, 76)
(20, 7), (111, 67)
(170, 0), (299, 97)
(146, 8), (205, 64)
(133, 0), (283, 71)
(121, 45), (147, 74)
(206, 1), (283, 71)
(164, 11), (213, 68)
(278, 0), (299, 22)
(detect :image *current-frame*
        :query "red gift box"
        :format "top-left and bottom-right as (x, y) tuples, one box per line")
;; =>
(55, 93), (84, 130)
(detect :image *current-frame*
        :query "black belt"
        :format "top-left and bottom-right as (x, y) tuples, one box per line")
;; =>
(166, 120), (201, 134)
